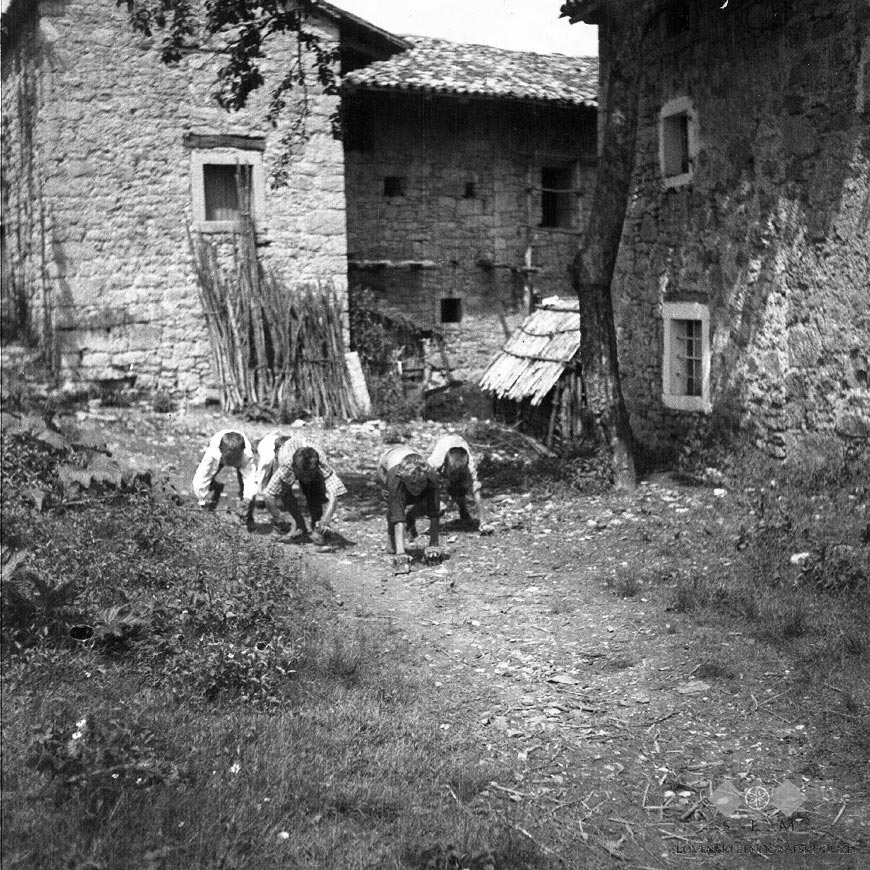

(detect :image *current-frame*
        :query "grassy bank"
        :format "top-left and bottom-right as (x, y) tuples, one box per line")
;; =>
(0, 428), (544, 870)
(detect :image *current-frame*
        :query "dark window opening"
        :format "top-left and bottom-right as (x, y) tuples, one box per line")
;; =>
(440, 298), (462, 324)
(540, 166), (574, 228)
(464, 182), (476, 199)
(344, 100), (374, 152)
(383, 176), (406, 197)
(203, 164), (252, 221)
(663, 1), (691, 38)
(662, 113), (690, 177)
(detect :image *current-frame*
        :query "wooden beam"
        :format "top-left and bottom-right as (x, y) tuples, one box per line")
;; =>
(183, 133), (266, 152)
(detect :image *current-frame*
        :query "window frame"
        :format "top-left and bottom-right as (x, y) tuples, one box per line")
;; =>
(190, 149), (266, 232)
(661, 300), (711, 412)
(659, 96), (699, 189)
(540, 164), (576, 229)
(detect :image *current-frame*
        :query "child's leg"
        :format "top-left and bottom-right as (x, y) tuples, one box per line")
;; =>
(207, 477), (225, 510)
(455, 494), (473, 523)
(301, 477), (328, 526)
(405, 505), (420, 540)
(447, 482), (473, 522)
(236, 468), (244, 499)
(386, 519), (397, 554)
(280, 486), (308, 534)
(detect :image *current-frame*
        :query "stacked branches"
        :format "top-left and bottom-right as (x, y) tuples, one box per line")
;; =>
(190, 218), (357, 420)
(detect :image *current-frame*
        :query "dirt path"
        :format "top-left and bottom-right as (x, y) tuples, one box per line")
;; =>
(100, 406), (868, 869)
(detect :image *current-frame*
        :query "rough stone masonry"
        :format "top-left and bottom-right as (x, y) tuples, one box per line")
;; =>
(1, 0), (348, 398)
(604, 0), (870, 458)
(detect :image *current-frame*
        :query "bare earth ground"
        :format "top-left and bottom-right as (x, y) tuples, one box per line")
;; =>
(86, 404), (868, 869)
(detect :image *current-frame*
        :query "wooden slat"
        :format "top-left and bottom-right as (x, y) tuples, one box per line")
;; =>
(183, 133), (266, 152)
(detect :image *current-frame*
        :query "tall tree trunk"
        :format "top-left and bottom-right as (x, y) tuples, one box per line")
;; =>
(572, 6), (643, 490)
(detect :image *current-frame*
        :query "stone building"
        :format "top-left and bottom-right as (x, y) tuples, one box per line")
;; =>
(341, 38), (598, 383)
(0, 0), (404, 396)
(566, 0), (870, 458)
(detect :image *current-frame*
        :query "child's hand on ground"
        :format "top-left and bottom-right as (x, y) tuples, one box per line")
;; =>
(424, 547), (442, 565)
(479, 523), (494, 536)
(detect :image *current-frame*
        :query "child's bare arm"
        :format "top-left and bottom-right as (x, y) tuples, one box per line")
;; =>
(192, 453), (220, 505)
(427, 513), (440, 548)
(317, 492), (338, 531)
(475, 491), (494, 533)
(393, 521), (407, 556)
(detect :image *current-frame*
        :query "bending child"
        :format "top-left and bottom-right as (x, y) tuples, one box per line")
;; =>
(378, 446), (442, 572)
(254, 430), (291, 494)
(192, 429), (257, 526)
(428, 433), (493, 535)
(261, 437), (346, 544)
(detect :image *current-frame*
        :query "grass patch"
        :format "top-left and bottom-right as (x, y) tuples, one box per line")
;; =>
(605, 567), (641, 598)
(0, 424), (560, 870)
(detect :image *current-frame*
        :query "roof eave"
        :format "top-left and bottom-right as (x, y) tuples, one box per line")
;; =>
(315, 0), (409, 52)
(341, 81), (596, 110)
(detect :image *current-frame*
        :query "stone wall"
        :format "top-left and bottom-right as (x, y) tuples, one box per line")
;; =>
(1, 0), (348, 398)
(609, 0), (870, 457)
(344, 93), (597, 381)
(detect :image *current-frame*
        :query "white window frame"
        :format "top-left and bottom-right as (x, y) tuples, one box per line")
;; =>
(190, 149), (266, 232)
(662, 300), (711, 412)
(659, 96), (699, 189)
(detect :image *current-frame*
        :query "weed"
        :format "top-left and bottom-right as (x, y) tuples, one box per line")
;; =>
(695, 660), (737, 680)
(606, 567), (641, 598)
(152, 391), (174, 413)
(836, 626), (866, 657)
(26, 706), (183, 814)
(756, 597), (808, 642)
(604, 656), (635, 671)
(669, 575), (707, 613)
(548, 594), (575, 615)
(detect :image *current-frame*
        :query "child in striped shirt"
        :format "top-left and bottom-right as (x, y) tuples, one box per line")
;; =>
(261, 436), (346, 544)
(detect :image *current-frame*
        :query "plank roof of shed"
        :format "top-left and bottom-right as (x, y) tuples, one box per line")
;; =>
(479, 298), (581, 405)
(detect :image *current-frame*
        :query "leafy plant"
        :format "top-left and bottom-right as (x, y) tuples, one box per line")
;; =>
(26, 707), (183, 812)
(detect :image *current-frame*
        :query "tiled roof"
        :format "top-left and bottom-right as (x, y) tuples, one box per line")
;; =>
(342, 36), (598, 107)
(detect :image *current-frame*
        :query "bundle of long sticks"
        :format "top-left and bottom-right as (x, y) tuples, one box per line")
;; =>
(189, 215), (358, 420)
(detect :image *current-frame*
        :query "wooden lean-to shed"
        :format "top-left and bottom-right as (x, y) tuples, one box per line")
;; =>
(479, 297), (585, 449)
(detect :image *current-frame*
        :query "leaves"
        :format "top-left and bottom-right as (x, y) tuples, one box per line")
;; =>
(118, 0), (340, 164)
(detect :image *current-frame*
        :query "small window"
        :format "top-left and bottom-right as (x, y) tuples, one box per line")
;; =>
(662, 114), (690, 177)
(383, 176), (406, 197)
(203, 164), (252, 222)
(662, 301), (711, 412)
(540, 166), (574, 229)
(672, 319), (703, 396)
(659, 97), (698, 188)
(190, 148), (265, 231)
(440, 298), (462, 324)
(463, 182), (476, 199)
